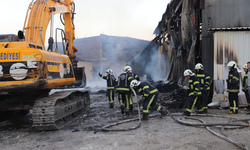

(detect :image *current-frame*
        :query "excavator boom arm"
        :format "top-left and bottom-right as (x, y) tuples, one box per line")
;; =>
(23, 0), (76, 64)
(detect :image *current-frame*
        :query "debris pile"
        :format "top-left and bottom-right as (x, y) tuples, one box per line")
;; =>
(153, 80), (188, 110)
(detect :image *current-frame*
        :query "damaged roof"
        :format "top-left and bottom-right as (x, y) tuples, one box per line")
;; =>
(74, 34), (150, 62)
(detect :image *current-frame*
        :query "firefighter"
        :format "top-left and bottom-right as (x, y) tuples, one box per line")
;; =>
(125, 66), (140, 115)
(195, 63), (211, 113)
(242, 64), (250, 114)
(183, 69), (204, 116)
(99, 69), (116, 108)
(130, 79), (167, 121)
(226, 61), (239, 114)
(116, 67), (133, 115)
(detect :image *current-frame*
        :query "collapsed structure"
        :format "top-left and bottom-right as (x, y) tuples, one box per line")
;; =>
(129, 0), (250, 105)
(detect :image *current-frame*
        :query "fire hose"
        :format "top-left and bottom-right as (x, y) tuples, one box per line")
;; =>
(101, 90), (250, 149)
(102, 102), (250, 149)
(102, 88), (141, 131)
(167, 110), (250, 150)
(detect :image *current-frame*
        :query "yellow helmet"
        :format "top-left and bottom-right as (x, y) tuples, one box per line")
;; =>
(184, 69), (193, 76)
(243, 64), (247, 69)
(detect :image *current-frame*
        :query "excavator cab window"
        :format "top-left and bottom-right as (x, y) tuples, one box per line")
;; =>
(0, 34), (20, 42)
(55, 28), (67, 54)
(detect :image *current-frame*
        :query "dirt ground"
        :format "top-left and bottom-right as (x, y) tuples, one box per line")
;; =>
(0, 89), (250, 150)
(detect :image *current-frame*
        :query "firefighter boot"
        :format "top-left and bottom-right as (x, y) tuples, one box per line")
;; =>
(182, 111), (190, 116)
(120, 106), (125, 114)
(141, 113), (149, 121)
(198, 110), (205, 114)
(109, 103), (114, 108)
(246, 105), (250, 114)
(159, 108), (168, 118)
(228, 110), (233, 114)
(129, 105), (134, 116)
(234, 110), (238, 114)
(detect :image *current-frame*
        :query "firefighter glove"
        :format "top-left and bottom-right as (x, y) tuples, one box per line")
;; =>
(243, 86), (247, 92)
(193, 91), (197, 97)
(139, 99), (144, 104)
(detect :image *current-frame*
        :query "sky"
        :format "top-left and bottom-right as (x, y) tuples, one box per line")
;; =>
(0, 0), (170, 41)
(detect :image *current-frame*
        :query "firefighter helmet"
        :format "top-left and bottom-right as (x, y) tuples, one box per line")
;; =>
(184, 69), (193, 77)
(130, 79), (140, 88)
(195, 63), (204, 70)
(243, 64), (247, 69)
(106, 69), (113, 74)
(124, 66), (132, 73)
(227, 61), (237, 68)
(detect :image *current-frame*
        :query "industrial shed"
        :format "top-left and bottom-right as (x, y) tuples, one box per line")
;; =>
(131, 0), (250, 106)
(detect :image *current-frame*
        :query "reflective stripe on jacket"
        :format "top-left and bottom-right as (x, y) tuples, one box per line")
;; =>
(117, 73), (132, 92)
(196, 70), (211, 90)
(128, 72), (140, 81)
(138, 82), (159, 100)
(227, 68), (239, 93)
(99, 73), (116, 88)
(188, 75), (201, 96)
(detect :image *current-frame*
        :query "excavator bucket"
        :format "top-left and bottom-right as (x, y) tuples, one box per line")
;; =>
(57, 66), (86, 88)
(73, 67), (86, 88)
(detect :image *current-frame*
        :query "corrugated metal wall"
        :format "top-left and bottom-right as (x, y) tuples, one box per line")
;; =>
(213, 31), (250, 105)
(205, 0), (250, 28)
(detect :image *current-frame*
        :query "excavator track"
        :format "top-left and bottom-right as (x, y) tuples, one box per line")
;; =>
(32, 90), (90, 131)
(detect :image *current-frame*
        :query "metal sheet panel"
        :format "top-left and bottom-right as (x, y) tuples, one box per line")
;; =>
(213, 31), (250, 105)
(205, 0), (250, 28)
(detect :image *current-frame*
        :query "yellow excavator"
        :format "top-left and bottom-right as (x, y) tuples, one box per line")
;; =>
(0, 0), (90, 130)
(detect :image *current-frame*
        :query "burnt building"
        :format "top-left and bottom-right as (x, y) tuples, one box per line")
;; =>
(130, 0), (250, 106)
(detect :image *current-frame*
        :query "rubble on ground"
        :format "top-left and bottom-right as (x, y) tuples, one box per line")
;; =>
(153, 80), (189, 110)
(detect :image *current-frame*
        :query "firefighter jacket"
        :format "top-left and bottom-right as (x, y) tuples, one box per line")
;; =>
(116, 73), (132, 92)
(242, 70), (248, 91)
(196, 70), (211, 90)
(99, 73), (116, 89)
(128, 72), (140, 81)
(227, 68), (239, 93)
(187, 75), (201, 97)
(138, 82), (159, 100)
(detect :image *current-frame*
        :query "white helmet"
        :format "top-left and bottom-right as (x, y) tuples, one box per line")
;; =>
(243, 64), (247, 69)
(130, 79), (140, 88)
(195, 63), (204, 70)
(184, 69), (193, 77)
(124, 66), (132, 73)
(227, 61), (237, 68)
(106, 69), (113, 74)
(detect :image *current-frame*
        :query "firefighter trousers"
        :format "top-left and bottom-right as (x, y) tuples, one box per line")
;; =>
(245, 91), (250, 109)
(229, 92), (238, 113)
(142, 94), (161, 115)
(201, 90), (208, 111)
(107, 89), (114, 104)
(186, 96), (203, 113)
(118, 92), (130, 113)
(129, 90), (134, 111)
